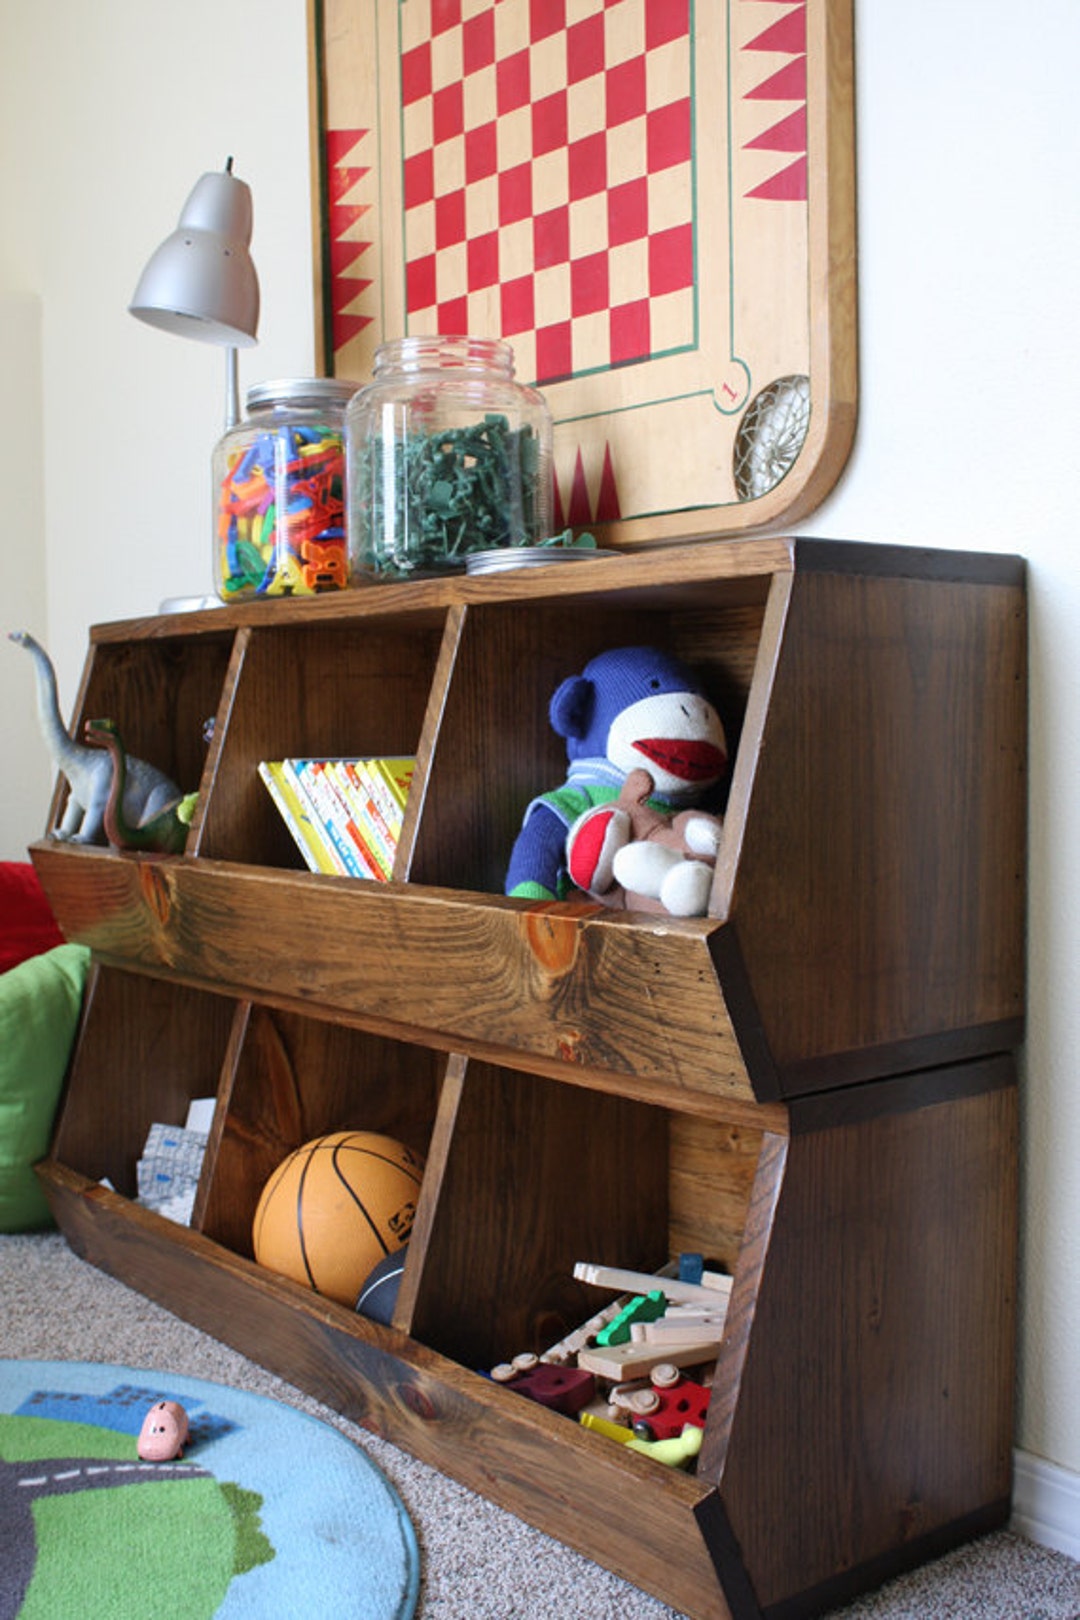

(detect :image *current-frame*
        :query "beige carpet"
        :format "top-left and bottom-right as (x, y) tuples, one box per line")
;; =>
(3, 1232), (1079, 1620)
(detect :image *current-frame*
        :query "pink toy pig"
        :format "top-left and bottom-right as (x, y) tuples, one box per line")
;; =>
(138, 1399), (190, 1461)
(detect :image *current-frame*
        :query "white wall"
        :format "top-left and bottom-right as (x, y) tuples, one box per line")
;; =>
(1, 0), (1078, 1498)
(800, 1), (1080, 1476)
(0, 0), (314, 840)
(0, 291), (54, 836)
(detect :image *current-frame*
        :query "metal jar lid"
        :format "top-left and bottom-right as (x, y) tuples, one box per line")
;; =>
(465, 547), (620, 575)
(245, 377), (359, 412)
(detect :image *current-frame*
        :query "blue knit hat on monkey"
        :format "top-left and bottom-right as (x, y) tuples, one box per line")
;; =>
(504, 645), (728, 916)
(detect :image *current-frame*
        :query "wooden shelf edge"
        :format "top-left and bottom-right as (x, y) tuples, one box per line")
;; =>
(86, 537), (797, 642)
(30, 842), (759, 1111)
(36, 1159), (733, 1620)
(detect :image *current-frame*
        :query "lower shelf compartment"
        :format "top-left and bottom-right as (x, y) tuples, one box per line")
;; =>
(37, 957), (1021, 1620)
(37, 1051), (1019, 1620)
(36, 1163), (732, 1620)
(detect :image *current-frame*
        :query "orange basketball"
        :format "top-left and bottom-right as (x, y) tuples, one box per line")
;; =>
(252, 1131), (424, 1307)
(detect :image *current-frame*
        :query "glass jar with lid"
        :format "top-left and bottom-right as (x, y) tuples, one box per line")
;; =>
(213, 377), (357, 600)
(346, 336), (553, 581)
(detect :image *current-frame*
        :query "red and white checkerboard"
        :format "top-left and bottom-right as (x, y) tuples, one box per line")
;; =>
(317, 0), (844, 532)
(399, 0), (695, 386)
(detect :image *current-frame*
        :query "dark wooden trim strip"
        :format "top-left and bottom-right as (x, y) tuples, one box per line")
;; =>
(693, 1491), (765, 1620)
(761, 1498), (1012, 1620)
(793, 537), (1025, 587)
(787, 1051), (1017, 1136)
(778, 1019), (1024, 1099)
(708, 925), (783, 1104)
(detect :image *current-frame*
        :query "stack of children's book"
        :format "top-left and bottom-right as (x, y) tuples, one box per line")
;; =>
(258, 756), (415, 879)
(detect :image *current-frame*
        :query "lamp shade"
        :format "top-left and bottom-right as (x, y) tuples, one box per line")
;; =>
(129, 166), (259, 347)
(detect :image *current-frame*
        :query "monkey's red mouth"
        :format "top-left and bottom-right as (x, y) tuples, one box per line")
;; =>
(634, 739), (727, 782)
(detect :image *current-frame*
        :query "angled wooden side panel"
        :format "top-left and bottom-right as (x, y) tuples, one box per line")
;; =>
(723, 556), (1026, 1094)
(715, 1062), (1018, 1618)
(41, 627), (236, 846)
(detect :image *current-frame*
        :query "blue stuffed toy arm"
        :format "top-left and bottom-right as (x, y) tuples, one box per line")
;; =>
(505, 800), (572, 900)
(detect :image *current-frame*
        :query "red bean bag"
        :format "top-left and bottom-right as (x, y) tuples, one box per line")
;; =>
(0, 862), (65, 974)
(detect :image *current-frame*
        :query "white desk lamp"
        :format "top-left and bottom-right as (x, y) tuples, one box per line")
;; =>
(129, 158), (259, 428)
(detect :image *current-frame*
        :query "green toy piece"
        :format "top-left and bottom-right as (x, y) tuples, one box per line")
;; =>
(595, 1290), (667, 1347)
(358, 412), (544, 575)
(83, 717), (194, 854)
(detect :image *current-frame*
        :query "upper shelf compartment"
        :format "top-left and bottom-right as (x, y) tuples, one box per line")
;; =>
(194, 610), (447, 868)
(31, 539), (1026, 1108)
(44, 626), (235, 840)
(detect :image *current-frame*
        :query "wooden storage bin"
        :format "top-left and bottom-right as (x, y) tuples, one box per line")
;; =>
(51, 966), (236, 1198)
(200, 1009), (442, 1259)
(196, 612), (445, 870)
(31, 537), (1026, 1620)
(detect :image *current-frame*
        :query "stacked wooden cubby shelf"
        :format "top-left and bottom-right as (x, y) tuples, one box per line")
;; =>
(31, 536), (1026, 1620)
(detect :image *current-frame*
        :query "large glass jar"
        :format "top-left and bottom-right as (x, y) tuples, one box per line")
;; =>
(213, 377), (357, 600)
(346, 336), (553, 581)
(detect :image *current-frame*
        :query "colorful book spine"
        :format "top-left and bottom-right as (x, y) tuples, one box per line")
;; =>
(308, 759), (387, 881)
(287, 759), (376, 880)
(257, 760), (338, 875)
(332, 762), (394, 878)
(259, 756), (416, 880)
(364, 756), (415, 833)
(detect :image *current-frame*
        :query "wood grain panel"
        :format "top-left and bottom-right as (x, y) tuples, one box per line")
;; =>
(36, 1164), (733, 1620)
(718, 1067), (1018, 1611)
(50, 965), (235, 1196)
(669, 1114), (763, 1275)
(200, 1005), (442, 1256)
(727, 565), (1026, 1090)
(32, 845), (755, 1106)
(407, 1059), (667, 1369)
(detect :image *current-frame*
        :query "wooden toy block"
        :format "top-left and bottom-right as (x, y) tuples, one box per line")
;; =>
(630, 1377), (711, 1442)
(503, 1363), (596, 1417)
(631, 1316), (728, 1346)
(574, 1261), (732, 1308)
(577, 1339), (722, 1383)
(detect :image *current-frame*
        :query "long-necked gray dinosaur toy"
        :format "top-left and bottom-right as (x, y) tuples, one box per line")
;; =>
(9, 629), (185, 846)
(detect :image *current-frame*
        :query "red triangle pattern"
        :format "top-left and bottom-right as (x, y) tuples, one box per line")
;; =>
(746, 155), (807, 201)
(329, 164), (370, 204)
(330, 236), (372, 279)
(333, 313), (375, 350)
(554, 442), (622, 527)
(552, 470), (566, 532)
(745, 56), (807, 102)
(745, 8), (806, 55)
(333, 276), (374, 315)
(326, 128), (366, 165)
(741, 4), (808, 204)
(567, 450), (593, 527)
(595, 443), (621, 522)
(745, 106), (807, 153)
(325, 129), (374, 353)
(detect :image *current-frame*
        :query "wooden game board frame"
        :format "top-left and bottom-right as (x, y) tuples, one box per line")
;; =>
(307, 0), (856, 548)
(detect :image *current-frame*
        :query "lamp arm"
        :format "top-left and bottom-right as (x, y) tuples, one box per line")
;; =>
(224, 347), (240, 430)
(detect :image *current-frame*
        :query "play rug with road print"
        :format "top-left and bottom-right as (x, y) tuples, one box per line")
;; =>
(0, 1359), (419, 1620)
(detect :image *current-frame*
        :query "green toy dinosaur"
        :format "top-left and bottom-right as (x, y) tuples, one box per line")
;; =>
(83, 717), (197, 854)
(10, 630), (186, 846)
